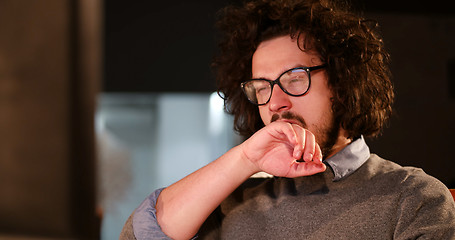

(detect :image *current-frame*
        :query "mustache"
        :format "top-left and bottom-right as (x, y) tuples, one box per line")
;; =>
(270, 111), (307, 128)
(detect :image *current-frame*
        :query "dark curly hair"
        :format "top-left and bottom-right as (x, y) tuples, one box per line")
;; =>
(213, 0), (394, 139)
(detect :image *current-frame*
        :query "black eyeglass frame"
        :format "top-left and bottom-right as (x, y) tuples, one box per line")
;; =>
(241, 64), (326, 106)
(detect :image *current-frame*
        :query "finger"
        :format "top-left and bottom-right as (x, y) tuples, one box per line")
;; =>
(302, 129), (316, 162)
(271, 121), (299, 148)
(314, 141), (323, 163)
(290, 124), (305, 160)
(287, 161), (326, 178)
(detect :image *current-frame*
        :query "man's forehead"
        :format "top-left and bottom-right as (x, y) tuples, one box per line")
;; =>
(252, 45), (322, 78)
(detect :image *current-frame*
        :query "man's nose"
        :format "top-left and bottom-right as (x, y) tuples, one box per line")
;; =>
(268, 85), (292, 112)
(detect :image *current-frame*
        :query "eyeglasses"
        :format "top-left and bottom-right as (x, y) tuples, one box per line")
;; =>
(241, 65), (326, 105)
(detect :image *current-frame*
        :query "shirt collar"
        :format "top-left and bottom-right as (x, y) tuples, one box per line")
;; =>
(324, 135), (370, 181)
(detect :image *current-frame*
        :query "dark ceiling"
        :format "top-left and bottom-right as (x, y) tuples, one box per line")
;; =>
(352, 0), (454, 15)
(103, 0), (453, 92)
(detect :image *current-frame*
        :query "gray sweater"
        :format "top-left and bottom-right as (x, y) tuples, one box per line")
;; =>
(120, 139), (455, 239)
(197, 154), (455, 239)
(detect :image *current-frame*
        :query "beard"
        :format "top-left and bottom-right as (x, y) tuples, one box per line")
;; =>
(270, 111), (340, 159)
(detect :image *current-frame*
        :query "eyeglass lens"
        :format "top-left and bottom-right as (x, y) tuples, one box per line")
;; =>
(243, 68), (310, 105)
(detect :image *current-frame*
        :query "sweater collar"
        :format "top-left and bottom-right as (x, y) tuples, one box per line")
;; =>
(324, 135), (370, 181)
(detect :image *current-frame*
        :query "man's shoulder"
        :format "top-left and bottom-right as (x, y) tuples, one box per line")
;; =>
(364, 154), (423, 177)
(364, 154), (448, 195)
(119, 212), (137, 240)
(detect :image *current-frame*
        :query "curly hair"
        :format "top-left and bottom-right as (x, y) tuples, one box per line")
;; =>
(213, 0), (394, 139)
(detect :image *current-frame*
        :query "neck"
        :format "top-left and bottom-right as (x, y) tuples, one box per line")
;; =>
(324, 129), (352, 159)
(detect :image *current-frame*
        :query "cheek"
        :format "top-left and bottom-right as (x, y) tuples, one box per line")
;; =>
(292, 97), (330, 123)
(258, 107), (271, 125)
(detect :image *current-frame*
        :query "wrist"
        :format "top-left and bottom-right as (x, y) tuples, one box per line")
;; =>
(234, 144), (261, 176)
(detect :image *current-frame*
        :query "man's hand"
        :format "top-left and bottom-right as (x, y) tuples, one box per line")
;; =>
(156, 121), (326, 239)
(240, 121), (326, 178)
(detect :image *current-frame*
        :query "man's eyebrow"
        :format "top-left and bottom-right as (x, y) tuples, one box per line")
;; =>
(252, 64), (308, 79)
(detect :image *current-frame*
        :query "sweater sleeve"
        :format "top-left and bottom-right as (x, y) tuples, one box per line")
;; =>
(393, 169), (455, 239)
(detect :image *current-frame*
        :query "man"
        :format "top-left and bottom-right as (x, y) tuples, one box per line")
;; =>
(121, 0), (455, 239)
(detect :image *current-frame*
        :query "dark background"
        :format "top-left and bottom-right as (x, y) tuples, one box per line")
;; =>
(0, 0), (453, 239)
(104, 0), (454, 92)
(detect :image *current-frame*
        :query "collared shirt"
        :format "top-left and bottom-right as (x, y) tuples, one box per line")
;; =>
(324, 135), (370, 181)
(132, 136), (370, 239)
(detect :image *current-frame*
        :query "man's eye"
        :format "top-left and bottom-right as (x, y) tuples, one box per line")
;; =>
(256, 86), (268, 94)
(288, 78), (304, 85)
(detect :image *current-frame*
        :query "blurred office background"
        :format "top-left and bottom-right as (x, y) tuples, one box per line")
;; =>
(0, 0), (453, 239)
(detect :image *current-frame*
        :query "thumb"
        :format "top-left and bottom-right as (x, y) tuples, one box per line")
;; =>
(286, 161), (326, 178)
